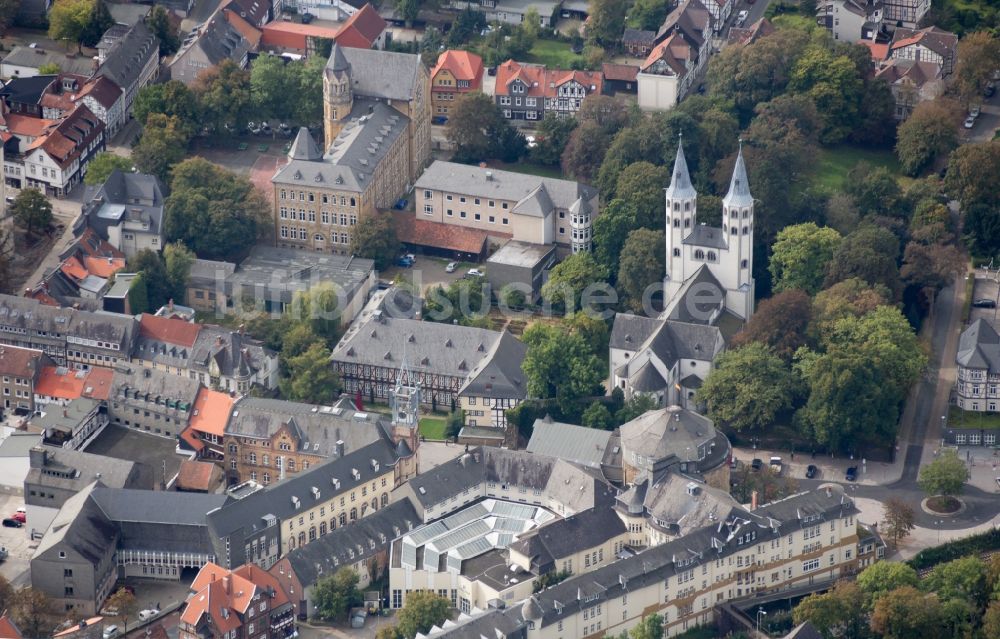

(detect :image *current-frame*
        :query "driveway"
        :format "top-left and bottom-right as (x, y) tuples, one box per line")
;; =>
(16, 192), (82, 292)
(963, 89), (1000, 143)
(0, 493), (33, 588)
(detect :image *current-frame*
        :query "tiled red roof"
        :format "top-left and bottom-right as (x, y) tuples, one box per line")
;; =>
(139, 313), (202, 347)
(261, 21), (341, 51)
(0, 615), (24, 639)
(432, 50), (484, 87)
(495, 60), (604, 98)
(176, 459), (217, 491)
(336, 3), (385, 49)
(0, 345), (44, 378)
(602, 62), (638, 82)
(392, 210), (500, 254)
(188, 387), (234, 438)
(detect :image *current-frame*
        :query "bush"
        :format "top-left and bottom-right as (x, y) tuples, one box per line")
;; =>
(906, 528), (1000, 570)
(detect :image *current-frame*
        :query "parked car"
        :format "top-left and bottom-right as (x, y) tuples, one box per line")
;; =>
(260, 121), (272, 134)
(970, 105), (981, 118)
(138, 609), (159, 621)
(2, 518), (22, 528)
(750, 458), (763, 472)
(397, 256), (414, 268)
(526, 135), (537, 148)
(467, 268), (484, 277)
(402, 253), (416, 263)
(769, 456), (783, 475)
(845, 466), (858, 482)
(300, 12), (315, 23)
(0, 546), (8, 561)
(279, 123), (291, 136)
(965, 115), (977, 129)
(102, 625), (119, 639)
(985, 82), (996, 98)
(973, 298), (997, 308)
(736, 10), (749, 25)
(805, 464), (818, 479)
(11, 511), (25, 523)
(445, 262), (458, 273)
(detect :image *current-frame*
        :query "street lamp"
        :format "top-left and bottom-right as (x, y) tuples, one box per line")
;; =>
(756, 608), (767, 635)
(935, 520), (942, 544)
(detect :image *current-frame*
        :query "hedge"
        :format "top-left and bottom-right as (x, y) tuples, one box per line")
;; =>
(906, 528), (1000, 570)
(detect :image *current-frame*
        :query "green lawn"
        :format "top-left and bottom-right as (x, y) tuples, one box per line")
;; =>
(493, 160), (564, 179)
(811, 146), (905, 193)
(948, 405), (1000, 430)
(419, 416), (448, 440)
(525, 38), (584, 69)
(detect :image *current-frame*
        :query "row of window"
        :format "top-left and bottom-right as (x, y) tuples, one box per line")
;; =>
(280, 190), (357, 207)
(279, 227), (352, 244)
(278, 208), (358, 226)
(954, 432), (997, 445)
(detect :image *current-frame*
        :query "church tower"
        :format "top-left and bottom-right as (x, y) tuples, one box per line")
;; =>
(389, 356), (420, 482)
(323, 44), (353, 151)
(721, 141), (755, 321)
(664, 135), (697, 303)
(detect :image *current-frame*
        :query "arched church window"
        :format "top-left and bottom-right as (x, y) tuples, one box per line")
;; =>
(684, 202), (690, 211)
(743, 210), (750, 218)
(673, 248), (680, 257)
(741, 259), (748, 269)
(694, 249), (705, 260)
(707, 251), (716, 261)
(674, 218), (680, 228)
(742, 226), (749, 235)
(673, 202), (680, 211)
(731, 227), (737, 235)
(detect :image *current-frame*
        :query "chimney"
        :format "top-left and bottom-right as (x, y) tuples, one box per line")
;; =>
(63, 409), (68, 418)
(29, 446), (47, 468)
(751, 490), (758, 511)
(167, 298), (174, 311)
(222, 575), (231, 594)
(336, 440), (345, 457)
(825, 486), (832, 498)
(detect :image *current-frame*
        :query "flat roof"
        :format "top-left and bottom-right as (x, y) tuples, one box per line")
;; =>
(486, 240), (555, 269)
(225, 245), (374, 304)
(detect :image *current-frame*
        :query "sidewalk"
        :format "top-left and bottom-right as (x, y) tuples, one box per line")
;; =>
(730, 445), (903, 486)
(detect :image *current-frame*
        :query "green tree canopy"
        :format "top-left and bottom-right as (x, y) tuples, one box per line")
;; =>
(587, 0), (627, 47)
(446, 92), (526, 163)
(133, 81), (200, 136)
(531, 113), (577, 166)
(0, 0), (21, 32)
(592, 198), (638, 278)
(522, 321), (605, 416)
(312, 568), (361, 622)
(193, 59), (252, 132)
(809, 277), (890, 344)
(128, 249), (170, 311)
(37, 62), (61, 74)
(540, 252), (608, 313)
(79, 0), (113, 47)
(148, 5), (179, 56)
(617, 228), (664, 312)
(698, 342), (796, 432)
(581, 401), (614, 429)
(84, 152), (132, 185)
(164, 158), (270, 261)
(918, 449), (967, 497)
(616, 162), (670, 229)
(131, 113), (191, 181)
(954, 31), (1000, 103)
(732, 289), (812, 361)
(946, 140), (1000, 210)
(630, 0), (671, 31)
(48, 0), (95, 51)
(923, 555), (988, 608)
(895, 99), (961, 176)
(163, 241), (195, 304)
(788, 45), (864, 143)
(286, 283), (343, 345)
(11, 188), (52, 237)
(280, 341), (341, 404)
(769, 222), (842, 295)
(846, 164), (905, 219)
(396, 591), (450, 639)
(856, 561), (919, 609)
(792, 581), (866, 639)
(824, 224), (901, 297)
(870, 586), (944, 639)
(350, 212), (399, 271)
(561, 120), (610, 182)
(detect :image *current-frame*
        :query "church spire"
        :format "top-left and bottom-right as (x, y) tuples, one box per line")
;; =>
(723, 140), (753, 208)
(664, 134), (696, 201)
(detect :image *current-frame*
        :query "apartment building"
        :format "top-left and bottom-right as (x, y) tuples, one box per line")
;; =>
(888, 25), (958, 76)
(107, 364), (200, 438)
(951, 318), (1000, 446)
(494, 60), (603, 122)
(0, 294), (137, 369)
(179, 562), (296, 639)
(455, 331), (528, 437)
(430, 50), (484, 120)
(78, 170), (166, 258)
(412, 161), (599, 254)
(0, 344), (47, 413)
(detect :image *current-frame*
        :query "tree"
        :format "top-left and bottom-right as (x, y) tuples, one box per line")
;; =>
(882, 497), (915, 548)
(133, 81), (200, 136)
(846, 165), (905, 219)
(163, 241), (195, 303)
(870, 586), (945, 639)
(792, 581), (866, 639)
(286, 284), (344, 345)
(824, 225), (901, 297)
(0, 0), (20, 32)
(128, 273), (149, 315)
(251, 54), (301, 123)
(12, 587), (52, 639)
(540, 252), (607, 313)
(628, 613), (664, 639)
(918, 449), (967, 498)
(79, 0), (113, 47)
(106, 587), (138, 633)
(895, 99), (962, 176)
(954, 31), (1000, 103)
(446, 93), (525, 163)
(856, 561), (919, 608)
(48, 0), (94, 52)
(592, 199), (638, 278)
(350, 213), (399, 271)
(129, 249), (170, 310)
(946, 140), (1000, 210)
(296, 56), (326, 126)
(164, 158), (270, 261)
(615, 162), (670, 229)
(11, 189), (52, 237)
(984, 600), (1000, 639)
(587, 0), (627, 48)
(963, 201), (1000, 258)
(900, 241), (964, 305)
(531, 113), (577, 166)
(445, 410), (465, 440)
(193, 60), (252, 133)
(312, 568), (361, 622)
(393, 0), (419, 27)
(923, 555), (988, 608)
(0, 227), (12, 294)
(809, 278), (890, 345)
(631, 0), (671, 30)
(280, 341), (341, 404)
(789, 46), (864, 144)
(617, 228), (664, 312)
(376, 627), (404, 639)
(522, 322), (605, 415)
(0, 575), (13, 623)
(614, 393), (658, 425)
(148, 5), (179, 56)
(131, 114), (190, 181)
(424, 278), (489, 325)
(561, 121), (610, 181)
(698, 343), (796, 432)
(37, 62), (60, 74)
(577, 94), (631, 135)
(731, 290), (812, 361)
(396, 590), (450, 639)
(84, 152), (132, 185)
(770, 223), (842, 295)
(581, 401), (614, 429)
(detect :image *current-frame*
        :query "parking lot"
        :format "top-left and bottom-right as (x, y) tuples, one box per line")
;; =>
(0, 493), (33, 587)
(970, 272), (1000, 327)
(85, 425), (186, 490)
(383, 256), (479, 296)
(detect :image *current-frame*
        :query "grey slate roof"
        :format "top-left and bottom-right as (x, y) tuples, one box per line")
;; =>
(630, 360), (666, 392)
(457, 332), (528, 400)
(173, 12), (250, 77)
(328, 46), (423, 102)
(422, 608), (525, 638)
(509, 505), (627, 569)
(191, 324), (274, 380)
(723, 144), (753, 209)
(332, 315), (514, 380)
(94, 22), (159, 92)
(32, 482), (117, 564)
(206, 438), (398, 543)
(0, 293), (136, 347)
(80, 170), (165, 244)
(620, 406), (717, 465)
(288, 127), (322, 161)
(90, 486), (228, 526)
(26, 445), (143, 492)
(623, 28), (657, 45)
(526, 418), (613, 469)
(665, 140), (696, 201)
(631, 471), (740, 536)
(284, 499), (419, 587)
(656, 0), (712, 48)
(111, 364), (201, 408)
(682, 224), (728, 249)
(957, 318), (1000, 370)
(414, 161), (599, 215)
(1, 47), (96, 76)
(609, 314), (662, 351)
(273, 101), (408, 192)
(224, 396), (388, 456)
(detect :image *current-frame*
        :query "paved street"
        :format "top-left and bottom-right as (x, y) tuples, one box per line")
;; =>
(16, 192), (82, 293)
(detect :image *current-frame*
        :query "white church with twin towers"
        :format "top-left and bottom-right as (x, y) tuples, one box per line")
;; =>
(609, 137), (757, 408)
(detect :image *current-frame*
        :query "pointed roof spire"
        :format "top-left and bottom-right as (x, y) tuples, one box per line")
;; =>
(724, 139), (753, 209)
(326, 43), (350, 72)
(288, 127), (322, 161)
(665, 133), (696, 201)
